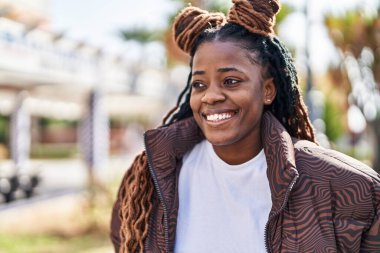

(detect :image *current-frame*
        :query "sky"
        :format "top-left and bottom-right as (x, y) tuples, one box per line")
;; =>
(49, 0), (379, 72)
(50, 0), (179, 53)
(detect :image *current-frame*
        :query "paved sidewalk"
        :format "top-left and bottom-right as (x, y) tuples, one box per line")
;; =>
(0, 191), (86, 233)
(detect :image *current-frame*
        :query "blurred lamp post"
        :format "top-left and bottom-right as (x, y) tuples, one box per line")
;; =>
(79, 52), (109, 186)
(79, 88), (109, 181)
(10, 91), (30, 170)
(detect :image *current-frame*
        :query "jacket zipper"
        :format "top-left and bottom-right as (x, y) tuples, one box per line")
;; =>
(264, 173), (299, 253)
(144, 134), (170, 253)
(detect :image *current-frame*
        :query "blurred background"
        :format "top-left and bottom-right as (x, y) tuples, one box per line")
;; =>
(0, 0), (379, 252)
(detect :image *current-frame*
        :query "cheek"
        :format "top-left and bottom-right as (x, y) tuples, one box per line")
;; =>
(189, 95), (198, 112)
(189, 95), (203, 126)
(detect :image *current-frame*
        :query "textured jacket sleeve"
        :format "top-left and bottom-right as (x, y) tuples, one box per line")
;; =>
(360, 179), (380, 251)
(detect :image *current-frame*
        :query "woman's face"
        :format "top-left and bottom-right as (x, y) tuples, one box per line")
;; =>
(190, 40), (276, 152)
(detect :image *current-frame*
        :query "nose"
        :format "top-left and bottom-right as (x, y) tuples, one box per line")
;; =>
(201, 84), (225, 104)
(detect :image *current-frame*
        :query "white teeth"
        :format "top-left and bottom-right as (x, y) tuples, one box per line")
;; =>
(206, 113), (233, 121)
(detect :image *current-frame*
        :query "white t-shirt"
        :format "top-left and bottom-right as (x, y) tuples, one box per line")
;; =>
(174, 140), (272, 253)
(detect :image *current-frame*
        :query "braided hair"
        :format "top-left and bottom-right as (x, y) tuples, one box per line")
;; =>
(117, 1), (316, 252)
(165, 4), (316, 141)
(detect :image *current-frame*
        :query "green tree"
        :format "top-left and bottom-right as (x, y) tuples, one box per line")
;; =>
(325, 7), (380, 171)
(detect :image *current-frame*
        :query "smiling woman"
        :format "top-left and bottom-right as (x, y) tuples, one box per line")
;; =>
(110, 0), (380, 252)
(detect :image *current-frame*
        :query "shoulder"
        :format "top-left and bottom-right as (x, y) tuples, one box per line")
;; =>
(291, 139), (380, 217)
(291, 139), (380, 244)
(144, 117), (204, 159)
(292, 138), (380, 186)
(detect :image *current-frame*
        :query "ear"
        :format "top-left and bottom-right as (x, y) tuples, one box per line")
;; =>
(263, 78), (276, 105)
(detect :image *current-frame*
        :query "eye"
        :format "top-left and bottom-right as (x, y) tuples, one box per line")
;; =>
(191, 81), (206, 90)
(223, 78), (240, 87)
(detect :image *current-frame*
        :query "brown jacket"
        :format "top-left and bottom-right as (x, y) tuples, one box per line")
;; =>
(111, 112), (380, 252)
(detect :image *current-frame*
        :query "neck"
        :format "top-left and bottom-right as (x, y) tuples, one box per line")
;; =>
(212, 137), (263, 165)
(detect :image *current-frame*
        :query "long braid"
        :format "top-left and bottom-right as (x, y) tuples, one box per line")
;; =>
(162, 72), (193, 125)
(119, 151), (154, 252)
(265, 36), (316, 142)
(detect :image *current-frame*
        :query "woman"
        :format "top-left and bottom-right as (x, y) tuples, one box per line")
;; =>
(111, 0), (380, 252)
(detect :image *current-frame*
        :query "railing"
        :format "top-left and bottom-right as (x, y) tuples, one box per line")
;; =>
(0, 17), (129, 91)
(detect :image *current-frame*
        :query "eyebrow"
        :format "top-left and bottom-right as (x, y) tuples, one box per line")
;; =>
(192, 70), (205, 76)
(217, 67), (243, 73)
(192, 67), (243, 76)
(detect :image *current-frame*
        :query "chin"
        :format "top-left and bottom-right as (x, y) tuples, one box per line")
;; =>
(205, 135), (236, 147)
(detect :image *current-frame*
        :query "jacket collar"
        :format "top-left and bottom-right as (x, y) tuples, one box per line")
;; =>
(261, 112), (299, 213)
(144, 112), (298, 213)
(144, 117), (203, 209)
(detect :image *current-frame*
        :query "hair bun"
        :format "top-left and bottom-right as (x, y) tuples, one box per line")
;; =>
(228, 0), (281, 36)
(269, 0), (281, 14)
(173, 6), (226, 54)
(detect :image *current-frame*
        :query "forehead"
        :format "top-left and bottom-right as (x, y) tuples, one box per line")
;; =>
(192, 41), (260, 69)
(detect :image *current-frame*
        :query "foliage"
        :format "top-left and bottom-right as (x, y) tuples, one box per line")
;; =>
(276, 4), (295, 25)
(322, 95), (344, 142)
(324, 5), (380, 170)
(205, 0), (230, 14)
(119, 28), (164, 44)
(31, 144), (78, 159)
(38, 117), (78, 128)
(0, 115), (9, 144)
(109, 115), (150, 129)
(325, 8), (380, 83)
(0, 232), (110, 253)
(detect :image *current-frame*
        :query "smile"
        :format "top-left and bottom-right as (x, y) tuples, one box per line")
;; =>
(202, 110), (239, 123)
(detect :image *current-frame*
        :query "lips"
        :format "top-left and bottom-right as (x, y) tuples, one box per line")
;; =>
(202, 109), (239, 122)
